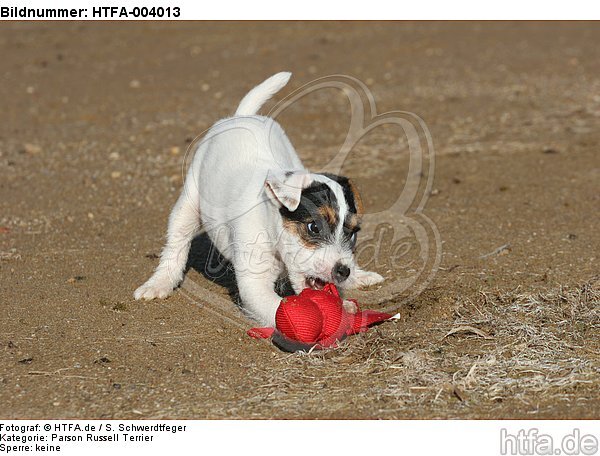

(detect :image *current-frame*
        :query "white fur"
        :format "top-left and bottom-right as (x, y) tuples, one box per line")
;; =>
(235, 72), (291, 116)
(134, 72), (384, 326)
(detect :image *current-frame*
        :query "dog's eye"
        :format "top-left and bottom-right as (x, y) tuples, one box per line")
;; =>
(307, 221), (321, 235)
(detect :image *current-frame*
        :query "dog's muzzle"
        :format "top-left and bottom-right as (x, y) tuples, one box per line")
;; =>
(332, 262), (351, 283)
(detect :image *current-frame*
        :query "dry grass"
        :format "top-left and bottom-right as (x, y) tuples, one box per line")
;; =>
(238, 277), (600, 418)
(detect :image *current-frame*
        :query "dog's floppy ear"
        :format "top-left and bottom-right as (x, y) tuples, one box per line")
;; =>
(265, 170), (312, 211)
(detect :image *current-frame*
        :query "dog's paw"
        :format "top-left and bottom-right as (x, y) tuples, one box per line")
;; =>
(134, 276), (175, 300)
(353, 269), (385, 288)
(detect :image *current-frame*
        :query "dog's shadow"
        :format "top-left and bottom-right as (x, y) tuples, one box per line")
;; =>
(185, 232), (294, 307)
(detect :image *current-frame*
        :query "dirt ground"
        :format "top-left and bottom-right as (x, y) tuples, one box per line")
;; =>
(1, 22), (599, 419)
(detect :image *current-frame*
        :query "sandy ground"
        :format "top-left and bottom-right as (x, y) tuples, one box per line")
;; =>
(1, 22), (599, 419)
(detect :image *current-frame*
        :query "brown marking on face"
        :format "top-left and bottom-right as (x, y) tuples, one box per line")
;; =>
(345, 213), (362, 231)
(282, 219), (319, 250)
(318, 204), (338, 228)
(348, 179), (364, 216)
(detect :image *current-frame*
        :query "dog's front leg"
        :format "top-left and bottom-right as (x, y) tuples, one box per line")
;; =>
(236, 269), (282, 327)
(134, 184), (200, 300)
(347, 267), (385, 289)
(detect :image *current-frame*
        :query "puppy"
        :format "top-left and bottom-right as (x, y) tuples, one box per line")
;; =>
(134, 72), (384, 326)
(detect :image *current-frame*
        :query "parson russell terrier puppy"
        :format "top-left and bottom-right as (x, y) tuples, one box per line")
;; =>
(134, 72), (384, 326)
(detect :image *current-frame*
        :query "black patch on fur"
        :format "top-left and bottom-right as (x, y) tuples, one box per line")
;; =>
(279, 181), (339, 240)
(321, 173), (357, 215)
(320, 173), (361, 251)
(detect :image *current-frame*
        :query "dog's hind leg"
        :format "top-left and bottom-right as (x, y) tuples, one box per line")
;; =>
(134, 180), (201, 300)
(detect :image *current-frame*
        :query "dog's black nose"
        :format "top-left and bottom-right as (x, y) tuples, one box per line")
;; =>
(332, 263), (351, 283)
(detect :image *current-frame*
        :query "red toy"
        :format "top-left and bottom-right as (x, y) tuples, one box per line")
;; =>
(247, 283), (395, 352)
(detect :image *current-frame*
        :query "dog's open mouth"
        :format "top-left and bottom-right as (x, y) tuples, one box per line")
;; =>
(305, 276), (327, 290)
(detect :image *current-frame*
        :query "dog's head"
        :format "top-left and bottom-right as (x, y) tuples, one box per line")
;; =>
(265, 170), (363, 292)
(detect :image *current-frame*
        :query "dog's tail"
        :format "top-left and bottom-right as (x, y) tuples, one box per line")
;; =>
(234, 72), (292, 116)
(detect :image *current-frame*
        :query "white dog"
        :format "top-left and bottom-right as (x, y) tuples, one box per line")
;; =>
(134, 72), (384, 326)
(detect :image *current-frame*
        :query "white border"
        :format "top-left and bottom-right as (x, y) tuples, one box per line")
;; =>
(2, 0), (600, 20)
(1, 420), (599, 455)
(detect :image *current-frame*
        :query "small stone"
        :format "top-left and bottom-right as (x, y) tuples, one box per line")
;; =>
(201, 83), (210, 92)
(26, 86), (35, 94)
(108, 152), (120, 160)
(169, 146), (181, 155)
(66, 276), (85, 284)
(87, 212), (94, 220)
(111, 171), (121, 179)
(23, 143), (42, 154)
(213, 92), (222, 99)
(129, 79), (141, 89)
